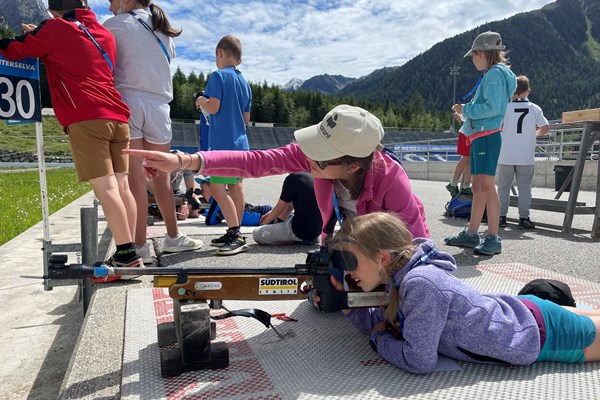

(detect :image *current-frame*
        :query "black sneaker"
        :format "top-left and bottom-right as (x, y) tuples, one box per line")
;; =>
(518, 218), (535, 230)
(91, 253), (143, 283)
(185, 188), (201, 210)
(211, 232), (231, 247)
(499, 216), (508, 227)
(446, 183), (459, 198)
(211, 227), (242, 247)
(216, 235), (249, 256)
(244, 203), (271, 215)
(460, 187), (473, 198)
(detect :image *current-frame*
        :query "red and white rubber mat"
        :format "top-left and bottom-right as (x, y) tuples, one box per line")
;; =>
(122, 263), (600, 399)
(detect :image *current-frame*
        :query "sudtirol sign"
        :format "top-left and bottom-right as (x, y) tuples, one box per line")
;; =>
(0, 55), (42, 123)
(259, 277), (298, 295)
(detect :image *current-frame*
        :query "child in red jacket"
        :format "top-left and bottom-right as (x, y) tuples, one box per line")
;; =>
(0, 0), (142, 282)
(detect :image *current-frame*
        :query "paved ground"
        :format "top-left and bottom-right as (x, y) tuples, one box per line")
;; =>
(0, 174), (599, 399)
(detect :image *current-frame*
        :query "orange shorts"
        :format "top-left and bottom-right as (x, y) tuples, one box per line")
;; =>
(456, 132), (471, 156)
(67, 119), (130, 182)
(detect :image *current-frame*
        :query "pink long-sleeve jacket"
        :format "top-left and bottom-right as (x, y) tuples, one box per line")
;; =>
(200, 143), (429, 243)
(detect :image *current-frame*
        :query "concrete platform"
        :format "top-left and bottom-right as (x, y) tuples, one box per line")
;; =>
(1, 174), (599, 399)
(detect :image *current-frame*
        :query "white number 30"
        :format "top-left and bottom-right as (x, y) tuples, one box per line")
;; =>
(0, 77), (35, 119)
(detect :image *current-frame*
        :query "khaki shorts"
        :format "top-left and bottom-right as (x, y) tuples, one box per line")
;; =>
(67, 119), (130, 182)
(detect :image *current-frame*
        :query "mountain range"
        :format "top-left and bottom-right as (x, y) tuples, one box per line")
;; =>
(284, 74), (357, 95)
(282, 77), (304, 91)
(288, 0), (600, 120)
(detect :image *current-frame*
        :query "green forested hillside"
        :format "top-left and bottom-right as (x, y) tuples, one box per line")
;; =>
(169, 69), (450, 130)
(339, 0), (600, 120)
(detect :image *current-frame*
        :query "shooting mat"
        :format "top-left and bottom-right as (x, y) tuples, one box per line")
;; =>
(122, 263), (600, 399)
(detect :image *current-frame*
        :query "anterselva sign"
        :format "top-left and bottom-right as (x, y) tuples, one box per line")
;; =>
(0, 55), (42, 123)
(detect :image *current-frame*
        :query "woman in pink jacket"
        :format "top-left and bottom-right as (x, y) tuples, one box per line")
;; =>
(124, 104), (429, 244)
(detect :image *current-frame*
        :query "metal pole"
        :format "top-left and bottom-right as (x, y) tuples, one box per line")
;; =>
(80, 206), (98, 314)
(35, 120), (53, 291)
(35, 121), (50, 241)
(450, 66), (460, 133)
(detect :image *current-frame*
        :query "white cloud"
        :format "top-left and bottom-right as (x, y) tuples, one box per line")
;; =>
(91, 0), (555, 85)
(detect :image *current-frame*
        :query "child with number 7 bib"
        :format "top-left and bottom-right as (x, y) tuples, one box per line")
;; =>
(329, 212), (600, 375)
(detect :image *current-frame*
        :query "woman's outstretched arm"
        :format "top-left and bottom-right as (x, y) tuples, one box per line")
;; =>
(123, 149), (200, 179)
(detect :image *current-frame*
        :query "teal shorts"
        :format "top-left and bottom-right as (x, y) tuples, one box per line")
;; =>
(519, 295), (596, 363)
(470, 131), (501, 176)
(209, 176), (243, 185)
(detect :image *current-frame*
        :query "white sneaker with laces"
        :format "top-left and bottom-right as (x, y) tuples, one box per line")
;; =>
(162, 234), (203, 253)
(135, 242), (155, 265)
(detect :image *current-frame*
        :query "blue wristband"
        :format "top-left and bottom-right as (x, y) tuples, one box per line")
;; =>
(369, 331), (389, 352)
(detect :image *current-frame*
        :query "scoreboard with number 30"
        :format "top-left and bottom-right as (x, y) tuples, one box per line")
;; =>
(0, 55), (42, 123)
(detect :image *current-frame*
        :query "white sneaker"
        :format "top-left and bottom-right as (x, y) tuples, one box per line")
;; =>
(135, 242), (155, 265)
(162, 234), (203, 253)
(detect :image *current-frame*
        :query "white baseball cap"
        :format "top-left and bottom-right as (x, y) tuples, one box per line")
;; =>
(294, 105), (384, 161)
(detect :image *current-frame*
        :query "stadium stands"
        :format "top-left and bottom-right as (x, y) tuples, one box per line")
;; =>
(172, 121), (459, 160)
(171, 122), (200, 153)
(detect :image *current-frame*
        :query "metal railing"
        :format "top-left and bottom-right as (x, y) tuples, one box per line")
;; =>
(388, 126), (599, 162)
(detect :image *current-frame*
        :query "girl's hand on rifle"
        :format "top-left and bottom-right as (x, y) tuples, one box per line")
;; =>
(310, 275), (349, 314)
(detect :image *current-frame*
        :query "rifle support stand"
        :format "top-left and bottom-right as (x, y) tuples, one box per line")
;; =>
(157, 299), (228, 377)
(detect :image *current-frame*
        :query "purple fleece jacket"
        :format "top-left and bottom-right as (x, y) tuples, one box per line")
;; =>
(345, 238), (540, 374)
(199, 143), (429, 242)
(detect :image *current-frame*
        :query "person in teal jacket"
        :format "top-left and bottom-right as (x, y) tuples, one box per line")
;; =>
(446, 31), (517, 256)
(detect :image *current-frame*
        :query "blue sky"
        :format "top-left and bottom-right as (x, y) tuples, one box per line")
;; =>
(88, 0), (555, 86)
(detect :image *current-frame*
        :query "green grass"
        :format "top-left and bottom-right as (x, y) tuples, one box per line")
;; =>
(0, 116), (71, 155)
(0, 168), (91, 246)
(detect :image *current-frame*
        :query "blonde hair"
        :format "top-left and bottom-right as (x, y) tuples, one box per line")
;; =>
(217, 35), (243, 62)
(329, 212), (415, 324)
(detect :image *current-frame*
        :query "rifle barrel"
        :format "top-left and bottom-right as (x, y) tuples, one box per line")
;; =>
(113, 266), (305, 276)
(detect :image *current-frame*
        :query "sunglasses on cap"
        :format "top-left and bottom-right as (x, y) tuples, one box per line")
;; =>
(316, 159), (344, 170)
(329, 249), (359, 271)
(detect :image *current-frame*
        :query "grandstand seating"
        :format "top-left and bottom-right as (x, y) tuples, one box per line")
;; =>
(245, 126), (456, 149)
(245, 126), (296, 149)
(171, 122), (200, 153)
(381, 130), (455, 145)
(171, 122), (458, 159)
